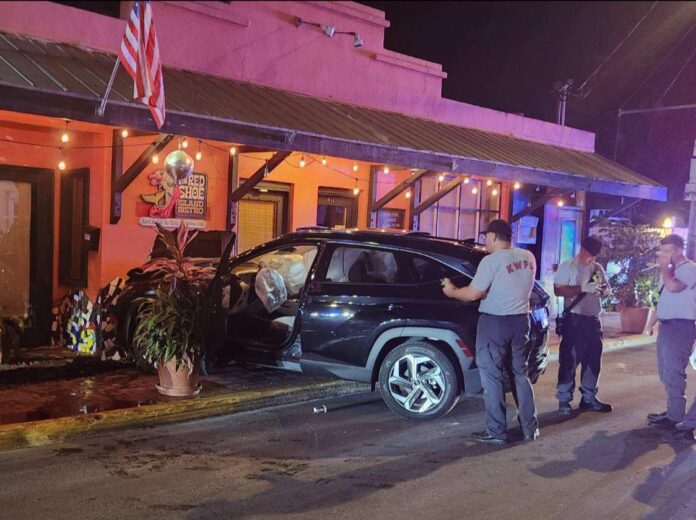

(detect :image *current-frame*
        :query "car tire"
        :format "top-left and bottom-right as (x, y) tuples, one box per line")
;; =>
(378, 340), (460, 420)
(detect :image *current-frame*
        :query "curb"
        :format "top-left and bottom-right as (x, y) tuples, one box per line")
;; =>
(0, 379), (369, 452)
(546, 334), (653, 362)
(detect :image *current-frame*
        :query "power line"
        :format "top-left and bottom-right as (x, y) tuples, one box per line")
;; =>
(575, 1), (658, 99)
(655, 40), (696, 106)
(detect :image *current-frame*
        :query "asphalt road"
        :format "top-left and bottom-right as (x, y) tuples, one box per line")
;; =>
(0, 343), (695, 520)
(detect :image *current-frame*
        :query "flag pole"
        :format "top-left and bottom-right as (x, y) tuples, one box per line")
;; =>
(96, 58), (121, 117)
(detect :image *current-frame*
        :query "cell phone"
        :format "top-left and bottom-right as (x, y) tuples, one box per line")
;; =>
(440, 278), (448, 287)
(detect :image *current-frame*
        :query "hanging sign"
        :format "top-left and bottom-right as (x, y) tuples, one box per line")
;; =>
(139, 170), (207, 228)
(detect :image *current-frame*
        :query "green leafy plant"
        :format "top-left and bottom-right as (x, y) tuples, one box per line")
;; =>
(132, 222), (216, 373)
(593, 217), (660, 308)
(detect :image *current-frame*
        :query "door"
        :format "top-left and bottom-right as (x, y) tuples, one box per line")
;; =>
(237, 186), (289, 254)
(300, 244), (415, 369)
(59, 168), (89, 288)
(317, 188), (357, 229)
(0, 166), (54, 347)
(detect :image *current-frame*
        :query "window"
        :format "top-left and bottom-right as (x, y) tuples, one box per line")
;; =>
(406, 254), (472, 300)
(232, 245), (318, 297)
(317, 188), (357, 229)
(323, 246), (407, 284)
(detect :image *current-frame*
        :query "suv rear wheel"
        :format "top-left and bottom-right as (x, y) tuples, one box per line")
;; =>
(378, 340), (459, 420)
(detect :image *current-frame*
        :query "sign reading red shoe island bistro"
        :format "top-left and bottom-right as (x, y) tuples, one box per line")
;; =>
(138, 170), (208, 229)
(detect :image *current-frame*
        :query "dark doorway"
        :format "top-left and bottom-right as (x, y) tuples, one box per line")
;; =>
(317, 188), (358, 229)
(0, 165), (54, 347)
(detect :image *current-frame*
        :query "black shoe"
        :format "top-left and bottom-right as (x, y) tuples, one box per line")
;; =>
(650, 417), (678, 429)
(579, 398), (613, 413)
(672, 429), (695, 441)
(558, 402), (572, 416)
(524, 428), (540, 442)
(648, 412), (668, 424)
(471, 431), (507, 445)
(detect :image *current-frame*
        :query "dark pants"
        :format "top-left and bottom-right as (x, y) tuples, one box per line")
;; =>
(656, 319), (696, 422)
(556, 314), (603, 403)
(476, 313), (538, 440)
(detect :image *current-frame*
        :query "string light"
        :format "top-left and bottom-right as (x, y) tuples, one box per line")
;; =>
(182, 138), (189, 149)
(463, 177), (470, 184)
(405, 190), (412, 199)
(486, 179), (493, 187)
(120, 128), (129, 138)
(60, 121), (70, 143)
(195, 140), (202, 161)
(353, 186), (360, 196)
(263, 162), (270, 178)
(557, 200), (564, 207)
(152, 153), (159, 164)
(492, 188), (499, 196)
(299, 156), (306, 168)
(513, 182), (521, 190)
(438, 173), (445, 183)
(353, 162), (359, 172)
(57, 148), (66, 171)
(229, 146), (237, 156)
(472, 186), (478, 194)
(321, 156), (327, 166)
(383, 166), (390, 174)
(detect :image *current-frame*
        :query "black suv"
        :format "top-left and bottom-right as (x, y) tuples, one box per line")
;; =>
(118, 229), (550, 420)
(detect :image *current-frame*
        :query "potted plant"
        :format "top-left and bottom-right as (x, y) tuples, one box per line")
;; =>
(594, 218), (660, 333)
(132, 222), (216, 396)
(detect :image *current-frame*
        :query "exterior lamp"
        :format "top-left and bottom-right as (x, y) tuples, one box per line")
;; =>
(229, 146), (237, 156)
(120, 128), (129, 138)
(353, 162), (359, 172)
(152, 153), (159, 164)
(513, 182), (521, 190)
(383, 166), (390, 174)
(299, 156), (306, 168)
(486, 179), (493, 187)
(663, 217), (674, 229)
(557, 200), (564, 207)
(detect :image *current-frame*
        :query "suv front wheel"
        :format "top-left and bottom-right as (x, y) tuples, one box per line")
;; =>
(378, 340), (459, 420)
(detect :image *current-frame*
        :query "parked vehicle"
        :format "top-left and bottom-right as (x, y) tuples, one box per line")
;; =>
(117, 229), (550, 420)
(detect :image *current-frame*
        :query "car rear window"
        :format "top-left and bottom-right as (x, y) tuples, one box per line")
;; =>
(323, 246), (407, 284)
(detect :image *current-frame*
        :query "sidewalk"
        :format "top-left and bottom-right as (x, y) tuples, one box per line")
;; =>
(0, 312), (653, 452)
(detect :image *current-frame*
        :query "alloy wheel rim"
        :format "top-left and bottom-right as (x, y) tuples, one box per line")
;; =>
(388, 353), (446, 413)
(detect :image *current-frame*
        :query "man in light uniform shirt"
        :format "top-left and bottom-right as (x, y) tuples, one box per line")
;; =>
(646, 234), (696, 441)
(443, 219), (538, 445)
(554, 236), (613, 416)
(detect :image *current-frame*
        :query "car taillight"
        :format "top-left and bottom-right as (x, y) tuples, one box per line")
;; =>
(456, 339), (474, 358)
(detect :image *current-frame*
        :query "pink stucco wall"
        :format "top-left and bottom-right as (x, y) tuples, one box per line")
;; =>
(0, 1), (595, 152)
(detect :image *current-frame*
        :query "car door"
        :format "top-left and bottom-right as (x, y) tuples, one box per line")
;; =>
(299, 243), (415, 369)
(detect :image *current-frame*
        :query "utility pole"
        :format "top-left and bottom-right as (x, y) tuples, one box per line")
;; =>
(552, 79), (574, 126)
(685, 139), (696, 260)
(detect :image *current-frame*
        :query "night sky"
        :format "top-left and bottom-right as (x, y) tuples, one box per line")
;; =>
(362, 1), (696, 224)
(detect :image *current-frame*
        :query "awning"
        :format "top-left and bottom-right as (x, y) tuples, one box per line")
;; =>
(0, 31), (666, 201)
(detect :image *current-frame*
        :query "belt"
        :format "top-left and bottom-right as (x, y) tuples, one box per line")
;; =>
(481, 312), (530, 318)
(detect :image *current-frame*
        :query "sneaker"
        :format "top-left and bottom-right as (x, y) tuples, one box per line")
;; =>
(648, 412), (668, 424)
(650, 417), (678, 429)
(579, 398), (613, 413)
(672, 429), (695, 441)
(558, 402), (572, 416)
(471, 431), (507, 445)
(524, 428), (540, 442)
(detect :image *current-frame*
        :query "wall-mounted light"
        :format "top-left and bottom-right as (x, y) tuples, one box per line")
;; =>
(229, 146), (237, 156)
(513, 182), (521, 190)
(295, 17), (363, 48)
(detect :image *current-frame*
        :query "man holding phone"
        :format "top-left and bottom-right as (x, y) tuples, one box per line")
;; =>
(553, 236), (612, 416)
(645, 234), (696, 441)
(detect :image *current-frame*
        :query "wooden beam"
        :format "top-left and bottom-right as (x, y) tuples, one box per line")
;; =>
(413, 176), (465, 215)
(226, 153), (239, 232)
(109, 129), (124, 224)
(113, 134), (174, 193)
(510, 192), (562, 222)
(230, 151), (291, 202)
(370, 169), (432, 213)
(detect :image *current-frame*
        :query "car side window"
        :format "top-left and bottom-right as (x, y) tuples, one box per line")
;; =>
(322, 246), (407, 284)
(406, 254), (472, 300)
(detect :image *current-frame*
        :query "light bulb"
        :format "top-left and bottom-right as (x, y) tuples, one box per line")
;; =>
(492, 188), (499, 196)
(472, 187), (478, 194)
(321, 156), (327, 166)
(557, 200), (564, 207)
(152, 154), (159, 164)
(299, 156), (306, 168)
(60, 132), (69, 143)
(229, 146), (237, 156)
(58, 160), (66, 171)
(353, 187), (360, 196)
(383, 166), (390, 174)
(513, 182), (521, 190)
(195, 151), (202, 161)
(353, 162), (358, 172)
(405, 190), (412, 199)
(182, 139), (189, 149)
(438, 174), (445, 183)
(486, 179), (493, 187)
(463, 177), (470, 184)
(121, 129), (129, 138)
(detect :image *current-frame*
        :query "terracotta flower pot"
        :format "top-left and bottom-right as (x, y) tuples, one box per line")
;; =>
(619, 306), (651, 334)
(156, 357), (201, 397)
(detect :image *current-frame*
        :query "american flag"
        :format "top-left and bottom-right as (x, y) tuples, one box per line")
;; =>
(119, 1), (165, 128)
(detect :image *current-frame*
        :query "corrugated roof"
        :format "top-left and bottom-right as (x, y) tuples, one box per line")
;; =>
(0, 31), (665, 200)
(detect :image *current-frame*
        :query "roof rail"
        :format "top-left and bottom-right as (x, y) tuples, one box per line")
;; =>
(296, 226), (330, 231)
